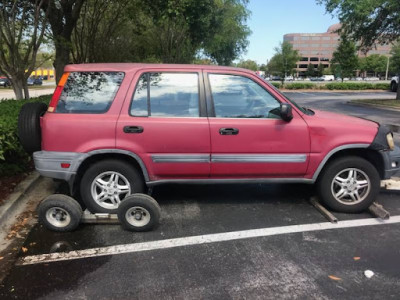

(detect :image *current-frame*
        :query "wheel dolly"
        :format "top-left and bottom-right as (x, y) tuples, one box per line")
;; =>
(37, 193), (161, 232)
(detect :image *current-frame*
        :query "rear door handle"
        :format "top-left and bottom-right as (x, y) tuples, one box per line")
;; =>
(219, 128), (239, 135)
(123, 126), (144, 133)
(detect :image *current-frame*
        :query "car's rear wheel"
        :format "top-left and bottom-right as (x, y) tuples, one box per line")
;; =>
(317, 156), (380, 213)
(391, 81), (398, 92)
(18, 102), (48, 153)
(80, 159), (145, 214)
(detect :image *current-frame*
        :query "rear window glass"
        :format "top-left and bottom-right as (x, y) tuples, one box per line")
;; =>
(56, 72), (124, 113)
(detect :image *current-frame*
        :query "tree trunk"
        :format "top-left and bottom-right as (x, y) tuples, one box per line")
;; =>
(397, 73), (400, 100)
(11, 78), (24, 100)
(53, 44), (71, 84)
(23, 83), (30, 100)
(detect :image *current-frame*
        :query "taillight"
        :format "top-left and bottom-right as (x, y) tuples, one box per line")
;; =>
(47, 72), (69, 112)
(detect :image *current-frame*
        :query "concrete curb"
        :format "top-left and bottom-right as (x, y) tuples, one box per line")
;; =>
(347, 101), (400, 112)
(0, 172), (40, 228)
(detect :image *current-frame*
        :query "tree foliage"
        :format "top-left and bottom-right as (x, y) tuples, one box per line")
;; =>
(70, 0), (250, 66)
(358, 54), (387, 76)
(236, 59), (258, 71)
(318, 0), (400, 50)
(267, 41), (300, 82)
(0, 1), (49, 99)
(331, 37), (358, 80)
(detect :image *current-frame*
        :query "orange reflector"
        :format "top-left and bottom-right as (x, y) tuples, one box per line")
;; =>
(61, 163), (71, 169)
(58, 72), (70, 86)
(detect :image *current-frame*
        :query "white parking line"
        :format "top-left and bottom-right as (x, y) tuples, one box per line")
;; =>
(18, 216), (400, 266)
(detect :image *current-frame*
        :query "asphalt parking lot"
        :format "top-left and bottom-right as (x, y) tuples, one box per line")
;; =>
(1, 183), (400, 299)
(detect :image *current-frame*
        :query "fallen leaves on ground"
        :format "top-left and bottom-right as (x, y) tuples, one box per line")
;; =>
(328, 275), (342, 281)
(354, 257), (361, 261)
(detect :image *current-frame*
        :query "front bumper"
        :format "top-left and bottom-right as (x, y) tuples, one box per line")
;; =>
(381, 145), (400, 179)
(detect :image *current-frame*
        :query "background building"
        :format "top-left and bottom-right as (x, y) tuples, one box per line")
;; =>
(283, 24), (392, 77)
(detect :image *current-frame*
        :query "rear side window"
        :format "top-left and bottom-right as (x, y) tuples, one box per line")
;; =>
(130, 73), (199, 117)
(56, 72), (124, 113)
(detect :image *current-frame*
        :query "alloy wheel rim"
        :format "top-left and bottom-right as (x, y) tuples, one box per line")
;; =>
(91, 171), (131, 209)
(331, 168), (370, 205)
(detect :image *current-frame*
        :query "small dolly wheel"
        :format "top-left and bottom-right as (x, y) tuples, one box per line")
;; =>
(38, 194), (83, 232)
(117, 194), (161, 232)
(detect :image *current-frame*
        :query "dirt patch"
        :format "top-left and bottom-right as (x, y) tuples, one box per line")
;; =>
(0, 174), (28, 205)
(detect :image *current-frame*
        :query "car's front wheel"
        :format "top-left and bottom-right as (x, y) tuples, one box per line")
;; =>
(80, 159), (145, 214)
(317, 156), (380, 213)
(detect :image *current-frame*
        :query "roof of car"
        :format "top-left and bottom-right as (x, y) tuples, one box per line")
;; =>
(64, 63), (253, 74)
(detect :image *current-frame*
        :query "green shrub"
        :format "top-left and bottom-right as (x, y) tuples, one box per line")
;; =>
(284, 83), (316, 90)
(372, 83), (390, 90)
(0, 95), (51, 176)
(324, 82), (390, 90)
(270, 82), (282, 89)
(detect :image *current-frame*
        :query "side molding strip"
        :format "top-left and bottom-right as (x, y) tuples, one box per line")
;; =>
(151, 154), (210, 163)
(211, 154), (307, 163)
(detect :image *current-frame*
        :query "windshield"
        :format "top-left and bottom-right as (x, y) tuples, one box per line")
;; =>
(264, 80), (308, 114)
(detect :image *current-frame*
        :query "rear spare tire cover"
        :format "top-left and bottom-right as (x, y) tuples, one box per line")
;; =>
(18, 102), (48, 153)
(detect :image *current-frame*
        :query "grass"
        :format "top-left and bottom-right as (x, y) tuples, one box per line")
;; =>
(350, 99), (400, 108)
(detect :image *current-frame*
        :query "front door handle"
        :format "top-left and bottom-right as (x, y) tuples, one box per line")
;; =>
(219, 128), (239, 135)
(123, 126), (144, 133)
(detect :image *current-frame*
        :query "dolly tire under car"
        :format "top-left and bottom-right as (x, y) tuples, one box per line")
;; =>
(80, 159), (146, 214)
(38, 194), (83, 232)
(18, 102), (48, 153)
(117, 194), (161, 232)
(317, 156), (380, 213)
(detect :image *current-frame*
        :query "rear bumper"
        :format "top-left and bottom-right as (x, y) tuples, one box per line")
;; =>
(381, 146), (400, 179)
(33, 151), (86, 182)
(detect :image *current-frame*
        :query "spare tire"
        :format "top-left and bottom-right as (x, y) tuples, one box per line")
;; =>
(18, 102), (48, 153)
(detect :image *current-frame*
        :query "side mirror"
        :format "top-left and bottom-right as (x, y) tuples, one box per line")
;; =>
(280, 103), (293, 122)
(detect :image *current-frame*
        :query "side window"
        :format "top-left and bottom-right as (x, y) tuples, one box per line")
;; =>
(130, 73), (199, 117)
(208, 74), (281, 119)
(56, 72), (124, 113)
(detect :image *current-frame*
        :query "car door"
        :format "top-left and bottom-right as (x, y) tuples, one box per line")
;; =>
(205, 70), (310, 178)
(116, 69), (210, 181)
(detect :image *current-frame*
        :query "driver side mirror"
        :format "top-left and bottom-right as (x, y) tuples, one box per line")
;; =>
(280, 103), (293, 122)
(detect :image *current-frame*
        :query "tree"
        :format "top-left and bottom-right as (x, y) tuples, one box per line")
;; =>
(0, 1), (49, 99)
(391, 42), (400, 77)
(203, 0), (251, 65)
(331, 37), (358, 81)
(236, 59), (258, 71)
(306, 63), (315, 77)
(358, 54), (387, 77)
(71, 0), (133, 63)
(34, 0), (85, 83)
(318, 0), (400, 97)
(316, 63), (325, 77)
(267, 41), (300, 83)
(70, 0), (250, 66)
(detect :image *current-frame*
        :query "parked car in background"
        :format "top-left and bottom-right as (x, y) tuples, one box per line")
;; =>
(271, 76), (281, 81)
(17, 63), (400, 218)
(27, 77), (43, 86)
(364, 77), (380, 81)
(33, 78), (43, 85)
(284, 76), (294, 81)
(322, 75), (334, 81)
(391, 76), (398, 92)
(310, 77), (324, 81)
(0, 77), (11, 87)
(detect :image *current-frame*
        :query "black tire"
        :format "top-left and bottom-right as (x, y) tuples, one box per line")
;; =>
(18, 102), (48, 153)
(391, 81), (398, 92)
(117, 194), (161, 232)
(80, 159), (145, 214)
(317, 156), (380, 213)
(38, 194), (83, 232)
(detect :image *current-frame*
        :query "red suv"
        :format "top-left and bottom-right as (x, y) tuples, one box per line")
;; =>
(18, 64), (400, 214)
